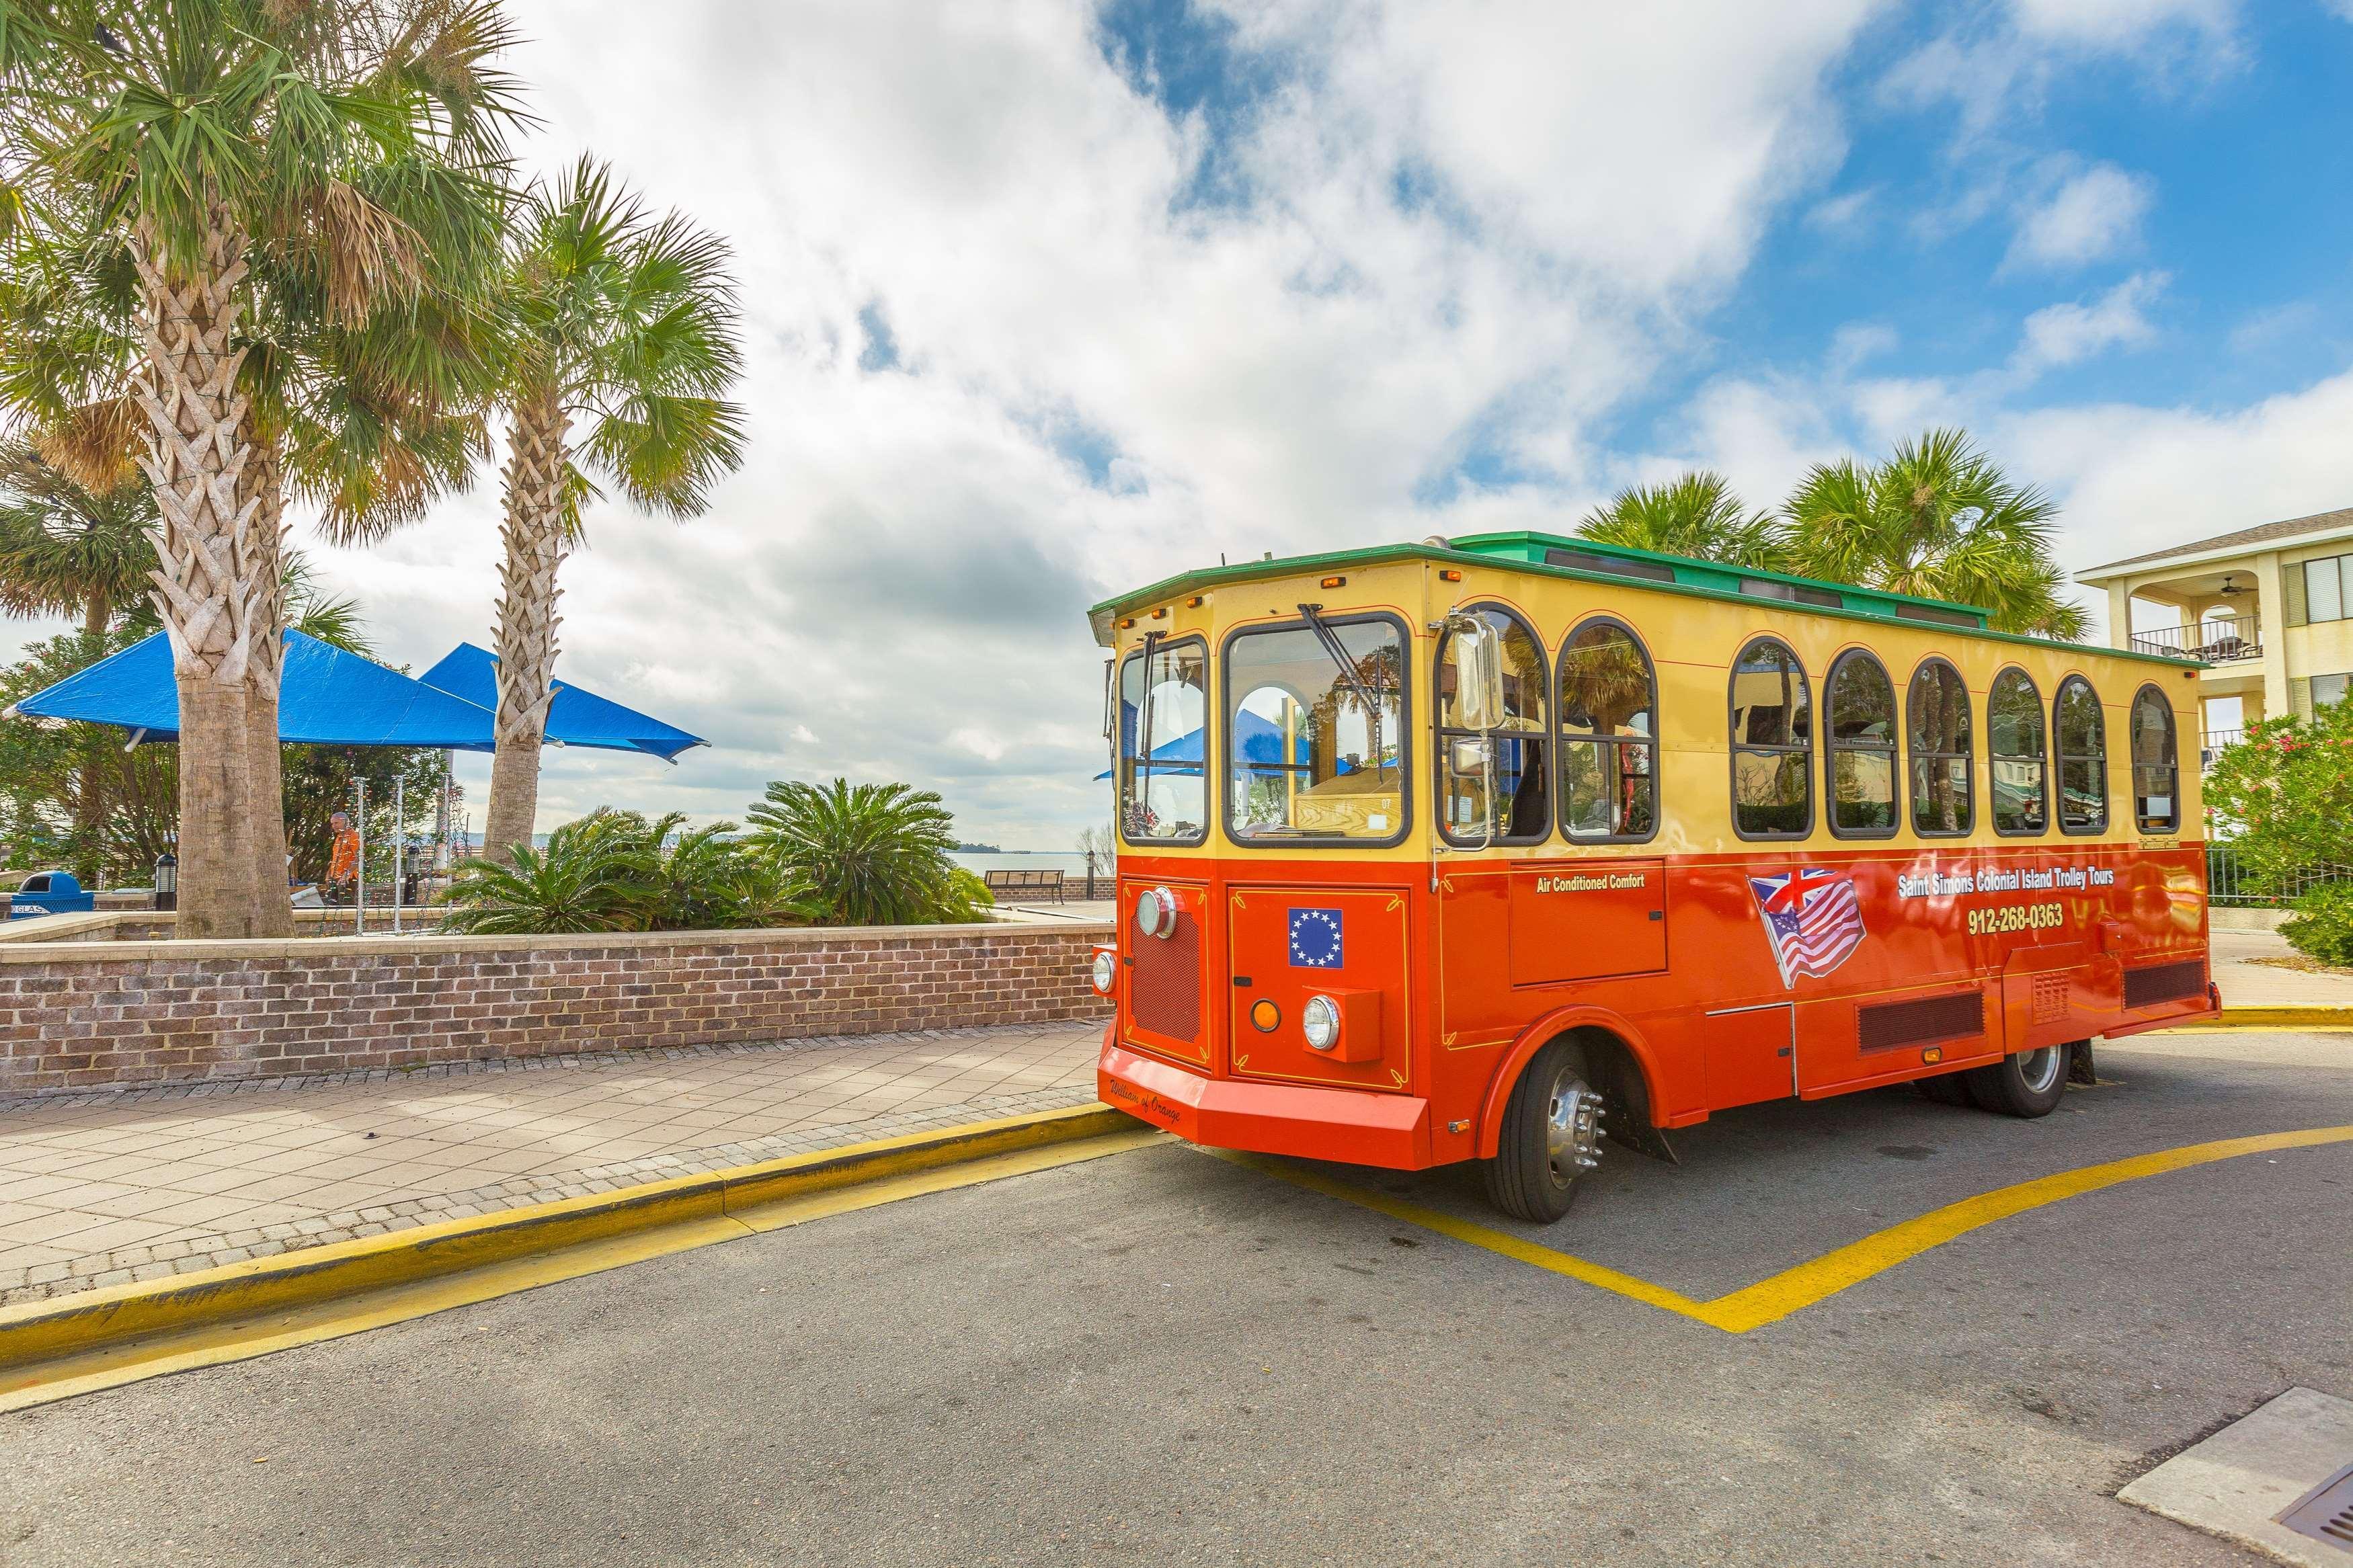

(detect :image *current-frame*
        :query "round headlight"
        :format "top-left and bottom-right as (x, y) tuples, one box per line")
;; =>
(1090, 950), (1118, 995)
(1135, 885), (1179, 940)
(1302, 994), (1341, 1051)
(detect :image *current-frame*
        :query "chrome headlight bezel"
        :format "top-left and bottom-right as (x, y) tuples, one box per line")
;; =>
(1090, 949), (1118, 995)
(1135, 885), (1179, 940)
(1302, 994), (1341, 1052)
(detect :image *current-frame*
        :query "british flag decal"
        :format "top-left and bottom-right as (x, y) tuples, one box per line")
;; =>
(1749, 868), (1866, 987)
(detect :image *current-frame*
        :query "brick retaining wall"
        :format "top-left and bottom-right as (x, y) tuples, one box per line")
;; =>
(0, 921), (1115, 1099)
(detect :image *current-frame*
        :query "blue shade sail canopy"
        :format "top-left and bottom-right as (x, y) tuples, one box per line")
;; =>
(418, 644), (705, 761)
(7, 630), (500, 749)
(1096, 706), (1303, 780)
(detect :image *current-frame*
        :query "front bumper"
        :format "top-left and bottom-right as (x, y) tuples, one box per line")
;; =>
(1098, 1033), (1431, 1170)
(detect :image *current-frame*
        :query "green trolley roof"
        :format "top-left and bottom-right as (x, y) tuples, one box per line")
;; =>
(1089, 530), (2198, 669)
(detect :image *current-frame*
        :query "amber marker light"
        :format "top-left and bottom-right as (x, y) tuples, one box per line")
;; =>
(1185, 595), (1205, 608)
(1320, 575), (1347, 589)
(1437, 569), (1462, 582)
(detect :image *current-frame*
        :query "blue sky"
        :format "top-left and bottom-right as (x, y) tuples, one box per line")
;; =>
(17, 1), (2350, 849)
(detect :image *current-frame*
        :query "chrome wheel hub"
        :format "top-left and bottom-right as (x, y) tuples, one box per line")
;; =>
(2018, 1044), (2064, 1095)
(1544, 1071), (1605, 1188)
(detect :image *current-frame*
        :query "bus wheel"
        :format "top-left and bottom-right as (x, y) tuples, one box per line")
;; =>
(1962, 1045), (2068, 1118)
(1482, 1040), (1603, 1225)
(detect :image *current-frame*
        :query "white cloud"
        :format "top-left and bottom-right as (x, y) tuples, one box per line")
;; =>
(1804, 186), (1877, 235)
(1828, 322), (1899, 376)
(2005, 163), (2155, 271)
(2005, 0), (2237, 48)
(271, 0), (1894, 845)
(2011, 272), (2167, 374)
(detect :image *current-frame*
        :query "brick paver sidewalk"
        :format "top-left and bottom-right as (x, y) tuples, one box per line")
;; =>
(0, 1020), (1105, 1306)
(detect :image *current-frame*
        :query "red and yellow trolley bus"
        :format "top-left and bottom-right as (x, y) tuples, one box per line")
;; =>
(1087, 532), (2219, 1222)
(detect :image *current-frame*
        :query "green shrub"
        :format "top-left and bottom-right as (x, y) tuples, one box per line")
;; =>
(439, 809), (810, 936)
(744, 778), (979, 927)
(2281, 881), (2353, 967)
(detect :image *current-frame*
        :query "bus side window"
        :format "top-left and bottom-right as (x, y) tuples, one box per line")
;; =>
(1907, 658), (1972, 837)
(2130, 684), (2179, 832)
(1989, 668), (2050, 836)
(1826, 650), (1897, 838)
(1557, 618), (1657, 843)
(1729, 636), (1810, 839)
(2055, 675), (2108, 834)
(1437, 606), (1550, 844)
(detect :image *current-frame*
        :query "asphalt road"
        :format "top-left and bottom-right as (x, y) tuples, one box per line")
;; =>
(3, 1030), (2348, 1567)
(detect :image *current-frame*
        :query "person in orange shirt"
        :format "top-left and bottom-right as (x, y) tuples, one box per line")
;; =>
(326, 810), (360, 905)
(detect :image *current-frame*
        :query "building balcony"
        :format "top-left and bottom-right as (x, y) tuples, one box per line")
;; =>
(2130, 614), (2261, 663)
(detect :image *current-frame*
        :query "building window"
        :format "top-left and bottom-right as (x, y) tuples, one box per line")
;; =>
(2315, 672), (2350, 710)
(1907, 659), (1972, 837)
(2306, 555), (2353, 624)
(2130, 685), (2179, 833)
(1435, 606), (1550, 845)
(1557, 618), (1657, 842)
(1825, 651), (1897, 838)
(2054, 675), (2108, 835)
(1729, 636), (1810, 839)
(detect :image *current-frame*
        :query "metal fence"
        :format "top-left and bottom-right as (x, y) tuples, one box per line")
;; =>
(2208, 843), (2353, 907)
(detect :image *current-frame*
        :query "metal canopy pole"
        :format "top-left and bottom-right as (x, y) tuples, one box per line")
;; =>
(354, 777), (366, 935)
(392, 776), (405, 934)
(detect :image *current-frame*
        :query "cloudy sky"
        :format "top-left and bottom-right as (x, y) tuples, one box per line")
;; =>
(26, 0), (2353, 849)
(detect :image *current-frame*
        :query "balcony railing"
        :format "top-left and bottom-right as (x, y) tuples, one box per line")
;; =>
(2199, 729), (2243, 770)
(2130, 616), (2261, 662)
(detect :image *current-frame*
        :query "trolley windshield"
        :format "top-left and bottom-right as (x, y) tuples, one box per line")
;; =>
(1224, 616), (1406, 842)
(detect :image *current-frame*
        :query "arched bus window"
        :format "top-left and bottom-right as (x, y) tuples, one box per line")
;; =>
(1223, 613), (1409, 845)
(1825, 651), (1897, 838)
(1435, 606), (1549, 845)
(1728, 636), (1810, 839)
(1989, 669), (2049, 835)
(1558, 618), (1657, 843)
(1116, 636), (1208, 845)
(1907, 659), (1972, 837)
(2055, 675), (2108, 834)
(2130, 684), (2180, 832)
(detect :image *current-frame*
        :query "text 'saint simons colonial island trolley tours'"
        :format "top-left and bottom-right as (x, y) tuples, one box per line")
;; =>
(1085, 532), (2218, 1223)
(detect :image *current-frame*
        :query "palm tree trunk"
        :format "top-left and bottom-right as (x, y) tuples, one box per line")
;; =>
(131, 217), (266, 940)
(484, 388), (571, 861)
(242, 444), (296, 936)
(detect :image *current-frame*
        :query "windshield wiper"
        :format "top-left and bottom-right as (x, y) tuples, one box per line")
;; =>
(1297, 604), (1387, 766)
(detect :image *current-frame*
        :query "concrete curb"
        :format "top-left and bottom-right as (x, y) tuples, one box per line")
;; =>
(2212, 1007), (2353, 1029)
(0, 1102), (1135, 1389)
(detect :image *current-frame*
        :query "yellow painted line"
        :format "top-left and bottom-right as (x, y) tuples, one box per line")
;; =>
(1225, 1123), (2353, 1335)
(2212, 1007), (2353, 1030)
(0, 1110), (1164, 1413)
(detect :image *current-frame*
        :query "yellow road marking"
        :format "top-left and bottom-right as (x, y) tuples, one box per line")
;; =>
(1222, 1123), (2353, 1334)
(0, 1128), (1164, 1414)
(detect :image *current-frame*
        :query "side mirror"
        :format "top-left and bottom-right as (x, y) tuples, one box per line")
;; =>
(1449, 613), (1506, 733)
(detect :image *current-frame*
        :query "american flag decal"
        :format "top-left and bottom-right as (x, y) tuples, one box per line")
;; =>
(1749, 868), (1866, 987)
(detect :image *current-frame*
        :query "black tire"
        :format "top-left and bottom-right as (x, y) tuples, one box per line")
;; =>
(1480, 1040), (1601, 1224)
(1962, 1044), (2069, 1118)
(1915, 1071), (1972, 1107)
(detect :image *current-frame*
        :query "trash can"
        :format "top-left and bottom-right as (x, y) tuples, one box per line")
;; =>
(9, 871), (95, 920)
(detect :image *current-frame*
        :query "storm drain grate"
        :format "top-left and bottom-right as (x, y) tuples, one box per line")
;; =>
(2280, 1463), (2353, 1555)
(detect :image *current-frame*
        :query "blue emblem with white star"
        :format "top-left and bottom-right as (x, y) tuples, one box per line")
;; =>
(1287, 907), (1344, 968)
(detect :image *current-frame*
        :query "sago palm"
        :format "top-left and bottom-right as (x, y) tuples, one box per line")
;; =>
(744, 779), (964, 928)
(1577, 472), (1786, 571)
(1779, 429), (2087, 639)
(481, 158), (748, 858)
(0, 0), (522, 936)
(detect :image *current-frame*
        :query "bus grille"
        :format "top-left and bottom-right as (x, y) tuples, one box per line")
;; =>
(1131, 913), (1201, 1044)
(2124, 958), (2206, 1009)
(1858, 990), (1985, 1053)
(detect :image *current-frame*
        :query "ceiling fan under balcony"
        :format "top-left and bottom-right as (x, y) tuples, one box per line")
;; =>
(2217, 573), (2248, 597)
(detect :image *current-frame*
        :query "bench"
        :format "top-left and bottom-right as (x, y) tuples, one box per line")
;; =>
(982, 868), (1067, 904)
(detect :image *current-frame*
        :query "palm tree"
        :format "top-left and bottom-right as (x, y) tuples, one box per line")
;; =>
(1, 0), (522, 936)
(481, 158), (748, 858)
(744, 779), (983, 927)
(1577, 472), (1785, 570)
(1779, 429), (2087, 638)
(0, 441), (153, 634)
